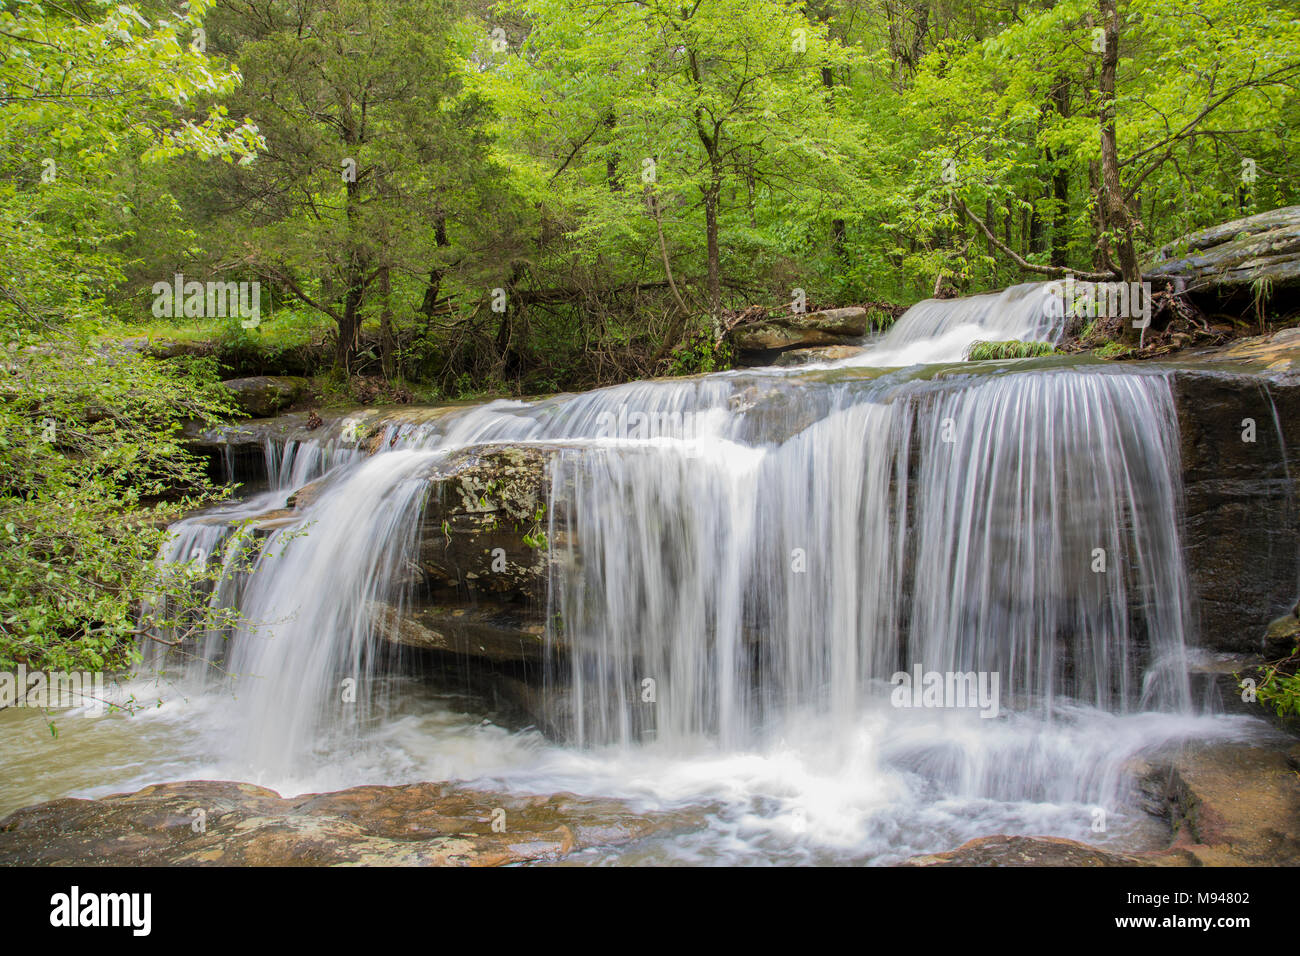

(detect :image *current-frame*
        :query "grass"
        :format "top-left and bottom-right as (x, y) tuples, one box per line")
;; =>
(97, 304), (339, 352)
(964, 340), (1058, 361)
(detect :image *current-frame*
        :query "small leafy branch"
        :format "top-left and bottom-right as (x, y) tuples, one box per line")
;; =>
(1254, 645), (1300, 718)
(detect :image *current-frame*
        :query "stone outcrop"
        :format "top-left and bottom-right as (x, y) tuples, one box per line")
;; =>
(1148, 205), (1300, 294)
(1133, 740), (1300, 866)
(901, 835), (1147, 867)
(415, 445), (558, 606)
(1168, 348), (1300, 653)
(0, 780), (703, 866)
(771, 344), (865, 366)
(220, 375), (311, 418)
(730, 307), (871, 363)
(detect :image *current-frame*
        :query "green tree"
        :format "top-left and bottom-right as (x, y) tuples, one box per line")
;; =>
(0, 0), (260, 671)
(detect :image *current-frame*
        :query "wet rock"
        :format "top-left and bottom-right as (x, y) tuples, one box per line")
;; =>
(900, 835), (1146, 867)
(415, 444), (559, 605)
(1264, 607), (1300, 657)
(1136, 741), (1300, 866)
(1148, 205), (1300, 293)
(220, 375), (311, 418)
(771, 344), (865, 366)
(1169, 367), (1300, 651)
(372, 603), (547, 662)
(0, 780), (703, 866)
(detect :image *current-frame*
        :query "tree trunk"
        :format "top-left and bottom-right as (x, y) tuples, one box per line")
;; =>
(704, 171), (721, 318)
(1098, 0), (1140, 287)
(378, 263), (394, 379)
(1049, 77), (1071, 267)
(419, 215), (451, 320)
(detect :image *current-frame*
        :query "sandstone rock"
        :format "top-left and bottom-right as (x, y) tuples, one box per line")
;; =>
(1264, 608), (1300, 657)
(0, 780), (703, 866)
(1170, 367), (1300, 651)
(731, 307), (870, 353)
(372, 603), (547, 662)
(1136, 741), (1300, 866)
(415, 444), (559, 605)
(220, 375), (311, 418)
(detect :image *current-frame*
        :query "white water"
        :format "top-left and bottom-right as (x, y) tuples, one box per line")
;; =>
(0, 284), (1273, 863)
(842, 281), (1065, 366)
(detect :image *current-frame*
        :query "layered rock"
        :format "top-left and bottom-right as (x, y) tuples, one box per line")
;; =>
(730, 306), (871, 363)
(1148, 205), (1300, 294)
(1170, 353), (1300, 652)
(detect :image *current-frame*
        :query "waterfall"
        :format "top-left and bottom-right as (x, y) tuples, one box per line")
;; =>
(547, 369), (1192, 748)
(139, 283), (1203, 824)
(843, 282), (1064, 366)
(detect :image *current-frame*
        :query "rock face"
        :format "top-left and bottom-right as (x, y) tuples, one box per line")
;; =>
(1148, 205), (1300, 294)
(731, 307), (870, 362)
(415, 444), (558, 607)
(1169, 357), (1300, 653)
(220, 375), (311, 418)
(0, 780), (701, 866)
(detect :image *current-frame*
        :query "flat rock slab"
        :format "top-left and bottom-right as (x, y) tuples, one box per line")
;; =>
(1137, 740), (1300, 866)
(901, 835), (1148, 867)
(0, 780), (703, 866)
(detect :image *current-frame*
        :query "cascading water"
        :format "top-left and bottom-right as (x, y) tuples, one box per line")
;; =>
(843, 281), (1066, 366)
(546, 368), (1193, 752)
(6, 281), (1267, 863)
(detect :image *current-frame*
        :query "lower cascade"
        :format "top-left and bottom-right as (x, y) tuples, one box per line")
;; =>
(12, 284), (1277, 864)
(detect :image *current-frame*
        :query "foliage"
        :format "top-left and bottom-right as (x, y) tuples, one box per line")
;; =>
(1094, 340), (1136, 360)
(0, 0), (261, 670)
(666, 329), (735, 377)
(1254, 648), (1300, 718)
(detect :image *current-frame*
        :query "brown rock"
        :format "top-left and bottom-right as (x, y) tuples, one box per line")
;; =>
(0, 780), (704, 866)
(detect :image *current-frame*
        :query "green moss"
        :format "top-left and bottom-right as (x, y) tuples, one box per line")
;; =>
(1094, 341), (1135, 361)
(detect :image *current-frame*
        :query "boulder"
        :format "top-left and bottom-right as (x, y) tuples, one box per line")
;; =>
(1148, 205), (1300, 293)
(0, 780), (704, 866)
(220, 375), (311, 418)
(731, 307), (870, 356)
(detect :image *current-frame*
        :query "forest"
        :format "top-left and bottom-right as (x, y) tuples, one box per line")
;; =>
(2, 0), (1298, 671)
